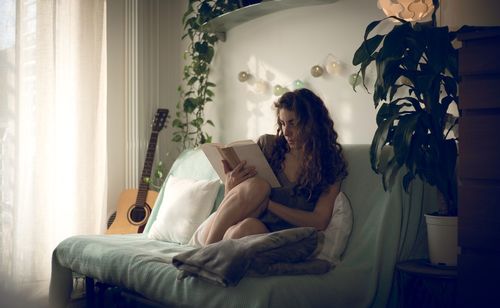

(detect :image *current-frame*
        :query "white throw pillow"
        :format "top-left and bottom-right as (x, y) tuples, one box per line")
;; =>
(188, 212), (216, 247)
(147, 175), (220, 244)
(318, 192), (353, 265)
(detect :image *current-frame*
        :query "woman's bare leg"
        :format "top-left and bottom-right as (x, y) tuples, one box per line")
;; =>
(204, 177), (270, 244)
(223, 217), (269, 240)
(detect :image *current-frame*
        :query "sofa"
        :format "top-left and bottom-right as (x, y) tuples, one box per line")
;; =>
(49, 144), (437, 308)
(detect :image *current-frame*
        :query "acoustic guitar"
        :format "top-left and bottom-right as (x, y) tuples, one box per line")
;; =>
(107, 108), (169, 234)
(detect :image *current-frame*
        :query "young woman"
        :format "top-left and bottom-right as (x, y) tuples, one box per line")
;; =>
(202, 88), (348, 245)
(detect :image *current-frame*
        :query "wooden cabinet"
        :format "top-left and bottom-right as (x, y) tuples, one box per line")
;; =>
(457, 27), (500, 308)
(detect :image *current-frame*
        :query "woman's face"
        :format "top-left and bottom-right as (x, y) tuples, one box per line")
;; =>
(278, 108), (302, 150)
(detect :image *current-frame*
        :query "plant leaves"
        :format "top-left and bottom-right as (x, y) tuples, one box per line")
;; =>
(352, 35), (384, 66)
(393, 112), (421, 166)
(402, 171), (415, 192)
(370, 103), (403, 172)
(172, 134), (182, 142)
(183, 98), (197, 113)
(172, 118), (184, 128)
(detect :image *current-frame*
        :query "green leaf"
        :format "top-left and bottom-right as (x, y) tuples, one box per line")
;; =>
(393, 113), (421, 165)
(194, 97), (204, 107)
(402, 36), (424, 71)
(363, 19), (383, 43)
(358, 53), (378, 92)
(201, 46), (214, 63)
(440, 95), (455, 114)
(198, 2), (212, 23)
(190, 117), (204, 128)
(426, 26), (450, 74)
(382, 156), (401, 191)
(442, 75), (458, 98)
(183, 98), (197, 113)
(193, 61), (207, 75)
(402, 171), (415, 191)
(194, 41), (208, 55)
(172, 134), (182, 142)
(206, 119), (214, 126)
(370, 104), (402, 172)
(187, 76), (197, 86)
(182, 4), (194, 24)
(352, 35), (383, 66)
(172, 118), (184, 128)
(378, 22), (411, 60)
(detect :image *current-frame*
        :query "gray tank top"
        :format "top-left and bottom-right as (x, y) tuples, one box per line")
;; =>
(257, 134), (316, 232)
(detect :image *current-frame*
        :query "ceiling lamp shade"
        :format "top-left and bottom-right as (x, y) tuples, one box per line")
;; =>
(377, 0), (434, 22)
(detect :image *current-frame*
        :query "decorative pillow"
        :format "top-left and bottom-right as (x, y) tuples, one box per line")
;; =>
(317, 192), (353, 265)
(147, 175), (220, 244)
(188, 212), (216, 247)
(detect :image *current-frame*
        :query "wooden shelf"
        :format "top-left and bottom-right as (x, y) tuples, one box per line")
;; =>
(201, 0), (338, 41)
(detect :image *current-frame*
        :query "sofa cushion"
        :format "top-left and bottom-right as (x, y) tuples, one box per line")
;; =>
(143, 149), (224, 234)
(147, 175), (220, 244)
(318, 191), (353, 265)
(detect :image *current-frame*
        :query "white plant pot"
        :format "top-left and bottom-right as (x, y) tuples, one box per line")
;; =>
(424, 214), (458, 267)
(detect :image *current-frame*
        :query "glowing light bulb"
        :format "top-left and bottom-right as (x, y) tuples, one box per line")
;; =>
(310, 65), (324, 78)
(238, 71), (250, 82)
(273, 85), (287, 96)
(254, 80), (268, 94)
(326, 54), (342, 75)
(293, 80), (305, 89)
(348, 73), (362, 87)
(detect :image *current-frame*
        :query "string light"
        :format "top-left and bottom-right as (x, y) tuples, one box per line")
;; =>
(310, 65), (324, 78)
(238, 53), (355, 96)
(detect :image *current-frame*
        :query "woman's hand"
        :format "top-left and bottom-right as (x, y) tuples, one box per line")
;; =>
(223, 160), (257, 193)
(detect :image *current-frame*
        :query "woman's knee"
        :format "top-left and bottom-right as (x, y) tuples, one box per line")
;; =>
(224, 218), (268, 240)
(241, 177), (271, 199)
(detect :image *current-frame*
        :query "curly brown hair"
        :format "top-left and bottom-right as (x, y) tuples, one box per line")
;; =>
(270, 88), (347, 201)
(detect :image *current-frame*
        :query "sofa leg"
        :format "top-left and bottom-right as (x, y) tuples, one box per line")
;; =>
(85, 277), (95, 308)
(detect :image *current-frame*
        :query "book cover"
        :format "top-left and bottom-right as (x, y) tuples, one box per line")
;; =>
(200, 140), (281, 188)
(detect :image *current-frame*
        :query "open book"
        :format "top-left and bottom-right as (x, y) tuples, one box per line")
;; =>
(200, 140), (281, 188)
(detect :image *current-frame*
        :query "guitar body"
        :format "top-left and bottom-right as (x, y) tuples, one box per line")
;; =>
(106, 189), (159, 234)
(106, 108), (168, 235)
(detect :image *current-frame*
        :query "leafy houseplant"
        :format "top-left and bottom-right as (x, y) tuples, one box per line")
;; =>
(351, 14), (459, 216)
(173, 1), (239, 150)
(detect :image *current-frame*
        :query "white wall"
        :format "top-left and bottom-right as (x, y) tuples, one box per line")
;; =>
(158, 0), (186, 169)
(105, 0), (500, 216)
(205, 0), (500, 145)
(208, 0), (386, 145)
(106, 0), (184, 217)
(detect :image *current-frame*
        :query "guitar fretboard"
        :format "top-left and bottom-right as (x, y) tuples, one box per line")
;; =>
(135, 130), (159, 207)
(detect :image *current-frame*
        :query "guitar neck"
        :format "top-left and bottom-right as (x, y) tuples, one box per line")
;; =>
(136, 130), (159, 206)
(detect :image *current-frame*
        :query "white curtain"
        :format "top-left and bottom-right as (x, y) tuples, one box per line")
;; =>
(0, 0), (107, 300)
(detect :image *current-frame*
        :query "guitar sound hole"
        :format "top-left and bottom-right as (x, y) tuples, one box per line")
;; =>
(130, 207), (146, 223)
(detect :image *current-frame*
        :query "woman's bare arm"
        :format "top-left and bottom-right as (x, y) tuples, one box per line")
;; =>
(266, 181), (341, 230)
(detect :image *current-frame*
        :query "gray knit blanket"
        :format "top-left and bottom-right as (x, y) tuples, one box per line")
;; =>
(172, 227), (331, 287)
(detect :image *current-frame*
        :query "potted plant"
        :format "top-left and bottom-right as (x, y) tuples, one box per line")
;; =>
(351, 11), (459, 265)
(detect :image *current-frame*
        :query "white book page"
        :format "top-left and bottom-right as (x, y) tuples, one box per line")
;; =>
(232, 143), (281, 188)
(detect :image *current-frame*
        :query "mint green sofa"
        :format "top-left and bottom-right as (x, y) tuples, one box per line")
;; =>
(50, 145), (436, 307)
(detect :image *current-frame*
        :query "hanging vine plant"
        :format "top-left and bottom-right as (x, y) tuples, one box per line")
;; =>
(172, 0), (239, 150)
